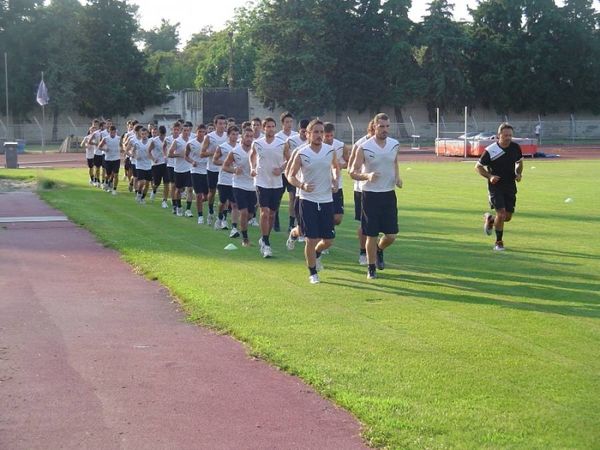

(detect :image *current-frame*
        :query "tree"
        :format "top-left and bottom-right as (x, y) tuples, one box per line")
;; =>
(418, 0), (472, 121)
(142, 19), (180, 53)
(76, 0), (166, 118)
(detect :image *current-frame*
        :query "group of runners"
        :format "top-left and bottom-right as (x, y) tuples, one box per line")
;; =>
(81, 113), (524, 284)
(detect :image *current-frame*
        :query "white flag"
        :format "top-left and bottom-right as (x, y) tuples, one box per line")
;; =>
(36, 79), (49, 106)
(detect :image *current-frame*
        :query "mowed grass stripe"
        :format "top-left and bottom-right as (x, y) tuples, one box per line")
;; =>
(2, 160), (598, 449)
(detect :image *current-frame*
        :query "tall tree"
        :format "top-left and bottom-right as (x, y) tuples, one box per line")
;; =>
(76, 0), (165, 118)
(418, 0), (472, 121)
(142, 19), (180, 53)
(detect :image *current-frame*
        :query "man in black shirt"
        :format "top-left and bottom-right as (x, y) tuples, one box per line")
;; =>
(475, 122), (523, 251)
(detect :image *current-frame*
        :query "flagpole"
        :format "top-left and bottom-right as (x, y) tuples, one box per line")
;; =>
(41, 71), (45, 152)
(4, 52), (8, 140)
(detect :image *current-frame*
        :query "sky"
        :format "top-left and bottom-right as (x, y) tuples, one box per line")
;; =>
(130, 0), (480, 46)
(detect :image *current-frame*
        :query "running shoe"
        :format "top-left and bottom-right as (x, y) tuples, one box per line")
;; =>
(161, 200), (168, 209)
(176, 207), (183, 217)
(286, 231), (296, 250)
(184, 209), (193, 217)
(241, 239), (250, 247)
(309, 274), (320, 284)
(262, 245), (273, 258)
(367, 269), (377, 279)
(214, 219), (222, 230)
(493, 240), (505, 251)
(207, 214), (213, 226)
(358, 253), (368, 265)
(229, 227), (240, 238)
(483, 212), (494, 236)
(197, 216), (204, 225)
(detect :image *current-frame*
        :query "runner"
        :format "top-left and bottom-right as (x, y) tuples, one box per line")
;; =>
(323, 122), (348, 227)
(347, 120), (375, 265)
(129, 127), (152, 204)
(81, 125), (97, 185)
(286, 119), (339, 284)
(275, 112), (299, 233)
(168, 122), (193, 217)
(148, 125), (168, 203)
(201, 114), (228, 225)
(163, 121), (181, 211)
(249, 117), (289, 258)
(88, 119), (103, 188)
(476, 122), (523, 251)
(350, 113), (402, 280)
(213, 125), (240, 235)
(97, 125), (121, 195)
(223, 126), (256, 247)
(123, 120), (140, 193)
(185, 124), (209, 224)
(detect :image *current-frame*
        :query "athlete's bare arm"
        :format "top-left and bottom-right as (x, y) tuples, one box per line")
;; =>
(331, 151), (340, 193)
(200, 137), (213, 158)
(167, 140), (178, 158)
(213, 147), (224, 166)
(249, 143), (258, 177)
(350, 147), (377, 182)
(515, 159), (523, 182)
(395, 151), (402, 188)
(222, 152), (239, 174)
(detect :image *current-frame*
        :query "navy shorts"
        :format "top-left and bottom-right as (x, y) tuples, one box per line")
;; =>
(87, 158), (94, 169)
(299, 199), (335, 240)
(353, 190), (362, 221)
(166, 166), (175, 183)
(192, 173), (208, 196)
(175, 171), (192, 189)
(105, 159), (120, 175)
(256, 186), (284, 211)
(333, 189), (344, 215)
(136, 168), (153, 182)
(93, 154), (103, 168)
(217, 184), (235, 204)
(361, 190), (398, 237)
(233, 188), (257, 212)
(152, 163), (168, 186)
(207, 170), (219, 189)
(489, 186), (516, 213)
(124, 157), (131, 171)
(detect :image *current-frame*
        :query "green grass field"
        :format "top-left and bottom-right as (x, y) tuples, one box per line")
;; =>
(1, 160), (599, 449)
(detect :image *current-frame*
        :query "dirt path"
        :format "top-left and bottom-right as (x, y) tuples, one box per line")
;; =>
(0, 188), (366, 450)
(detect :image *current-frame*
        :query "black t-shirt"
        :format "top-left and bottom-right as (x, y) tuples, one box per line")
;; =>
(479, 141), (522, 191)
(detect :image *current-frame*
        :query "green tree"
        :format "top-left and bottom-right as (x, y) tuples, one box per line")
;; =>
(418, 0), (472, 121)
(76, 0), (166, 117)
(142, 19), (180, 53)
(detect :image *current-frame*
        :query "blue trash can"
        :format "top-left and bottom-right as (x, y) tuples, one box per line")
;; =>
(16, 139), (26, 154)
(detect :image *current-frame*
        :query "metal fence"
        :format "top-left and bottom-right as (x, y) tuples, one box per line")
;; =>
(1, 118), (599, 150)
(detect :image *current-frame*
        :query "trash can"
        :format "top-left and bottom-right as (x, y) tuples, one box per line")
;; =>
(4, 142), (18, 168)
(16, 139), (26, 154)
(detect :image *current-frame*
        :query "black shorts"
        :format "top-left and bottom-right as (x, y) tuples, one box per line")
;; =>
(101, 154), (106, 169)
(124, 157), (131, 171)
(489, 186), (517, 213)
(87, 158), (94, 169)
(131, 163), (137, 176)
(299, 199), (335, 240)
(105, 159), (120, 175)
(282, 174), (296, 194)
(152, 163), (168, 186)
(93, 154), (103, 168)
(166, 166), (175, 184)
(233, 188), (257, 212)
(136, 168), (152, 182)
(217, 184), (235, 204)
(192, 173), (208, 196)
(354, 190), (362, 221)
(256, 186), (284, 211)
(333, 189), (344, 215)
(361, 190), (398, 237)
(175, 171), (192, 189)
(207, 170), (219, 190)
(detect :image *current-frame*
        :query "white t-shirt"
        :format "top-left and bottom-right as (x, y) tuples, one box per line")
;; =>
(353, 134), (370, 192)
(173, 135), (192, 173)
(149, 136), (166, 165)
(216, 141), (236, 186)
(83, 134), (95, 159)
(253, 136), (286, 189)
(297, 143), (335, 204)
(103, 135), (121, 161)
(231, 144), (254, 191)
(187, 138), (206, 175)
(205, 131), (228, 172)
(133, 139), (152, 171)
(359, 136), (400, 192)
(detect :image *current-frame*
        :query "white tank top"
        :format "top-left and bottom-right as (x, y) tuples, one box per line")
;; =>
(174, 136), (192, 173)
(353, 134), (370, 192)
(150, 136), (166, 165)
(165, 135), (178, 167)
(205, 131), (227, 172)
(275, 130), (298, 142)
(253, 136), (286, 189)
(297, 143), (335, 204)
(133, 139), (152, 171)
(231, 144), (254, 191)
(188, 138), (207, 175)
(84, 135), (95, 159)
(287, 134), (306, 151)
(104, 135), (121, 161)
(216, 142), (235, 186)
(128, 135), (139, 164)
(329, 138), (345, 189)
(92, 130), (103, 156)
(360, 136), (400, 192)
